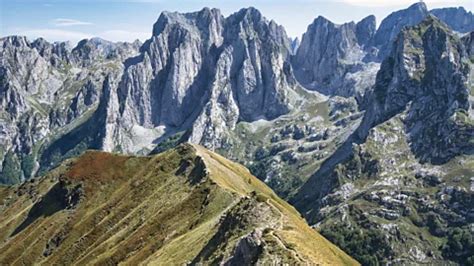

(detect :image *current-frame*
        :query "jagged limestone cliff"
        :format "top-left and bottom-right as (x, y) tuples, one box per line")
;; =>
(0, 36), (140, 184)
(292, 16), (474, 265)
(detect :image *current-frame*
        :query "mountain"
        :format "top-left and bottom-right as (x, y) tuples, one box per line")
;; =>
(0, 7), (303, 183)
(290, 37), (300, 55)
(2, 7), (353, 199)
(1, 3), (474, 265)
(292, 3), (474, 100)
(374, 3), (474, 60)
(291, 16), (474, 265)
(373, 2), (429, 59)
(431, 7), (474, 34)
(293, 15), (379, 99)
(0, 36), (141, 184)
(0, 143), (357, 265)
(1, 5), (472, 201)
(34, 7), (305, 165)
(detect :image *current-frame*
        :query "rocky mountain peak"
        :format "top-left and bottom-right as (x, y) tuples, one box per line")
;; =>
(409, 2), (429, 12)
(355, 15), (376, 47)
(31, 37), (52, 53)
(431, 6), (474, 33)
(1, 36), (31, 49)
(71, 37), (140, 66)
(313, 15), (332, 25)
(233, 6), (263, 21)
(292, 14), (474, 266)
(290, 37), (300, 54)
(225, 7), (289, 47)
(358, 15), (473, 163)
(371, 16), (465, 114)
(373, 2), (429, 59)
(293, 14), (472, 217)
(293, 15), (378, 98)
(96, 7), (298, 153)
(188, 7), (297, 147)
(152, 8), (223, 38)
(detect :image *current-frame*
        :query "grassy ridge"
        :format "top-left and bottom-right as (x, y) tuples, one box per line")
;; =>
(0, 144), (357, 265)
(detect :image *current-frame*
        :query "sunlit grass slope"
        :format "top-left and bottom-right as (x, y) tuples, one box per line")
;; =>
(0, 143), (357, 265)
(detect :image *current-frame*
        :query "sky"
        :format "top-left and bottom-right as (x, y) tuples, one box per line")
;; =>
(1, 0), (473, 44)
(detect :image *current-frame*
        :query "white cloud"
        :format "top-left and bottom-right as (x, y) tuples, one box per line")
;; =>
(100, 30), (150, 42)
(19, 29), (93, 43)
(52, 18), (93, 27)
(338, 0), (470, 7)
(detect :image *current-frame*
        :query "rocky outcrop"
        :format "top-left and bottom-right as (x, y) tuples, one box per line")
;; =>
(290, 37), (300, 55)
(356, 15), (376, 47)
(188, 8), (297, 149)
(100, 7), (298, 152)
(291, 3), (473, 101)
(293, 15), (378, 98)
(431, 7), (474, 33)
(358, 15), (473, 163)
(71, 37), (141, 67)
(0, 35), (138, 183)
(291, 16), (474, 265)
(373, 3), (473, 61)
(373, 2), (429, 59)
(99, 8), (226, 154)
(462, 31), (474, 59)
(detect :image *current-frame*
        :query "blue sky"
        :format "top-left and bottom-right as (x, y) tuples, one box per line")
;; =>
(1, 0), (472, 44)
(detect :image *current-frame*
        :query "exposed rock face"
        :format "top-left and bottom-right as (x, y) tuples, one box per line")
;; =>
(188, 8), (297, 149)
(359, 16), (473, 163)
(291, 3), (473, 101)
(291, 16), (474, 265)
(462, 31), (474, 59)
(290, 37), (300, 55)
(373, 2), (429, 59)
(373, 3), (473, 60)
(355, 15), (376, 47)
(100, 8), (226, 153)
(100, 7), (298, 152)
(431, 7), (474, 33)
(293, 15), (378, 99)
(0, 35), (139, 184)
(71, 37), (141, 67)
(1, 7), (301, 181)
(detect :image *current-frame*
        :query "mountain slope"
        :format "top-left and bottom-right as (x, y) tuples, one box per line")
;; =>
(293, 15), (378, 99)
(2, 4), (472, 191)
(291, 16), (474, 265)
(0, 36), (140, 184)
(98, 7), (299, 153)
(0, 143), (357, 265)
(431, 7), (474, 33)
(292, 3), (474, 100)
(1, 7), (310, 183)
(372, 2), (429, 60)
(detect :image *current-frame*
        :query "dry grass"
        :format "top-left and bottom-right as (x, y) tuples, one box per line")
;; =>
(193, 144), (359, 265)
(0, 144), (358, 265)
